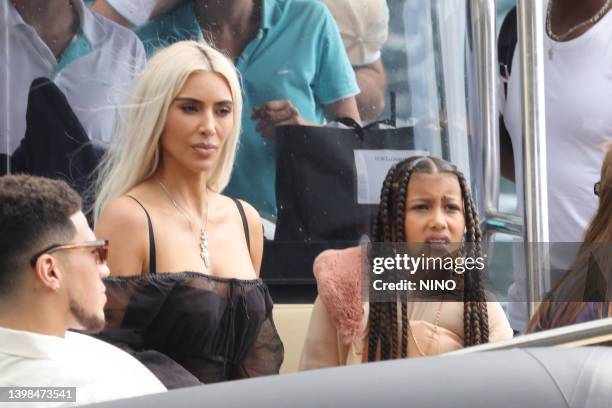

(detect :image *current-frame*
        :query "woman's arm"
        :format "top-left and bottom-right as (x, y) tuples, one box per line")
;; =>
(94, 196), (149, 276)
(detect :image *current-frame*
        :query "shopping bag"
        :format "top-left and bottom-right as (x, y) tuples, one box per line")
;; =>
(274, 119), (437, 243)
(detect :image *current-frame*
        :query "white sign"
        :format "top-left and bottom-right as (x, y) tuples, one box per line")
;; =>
(354, 149), (429, 204)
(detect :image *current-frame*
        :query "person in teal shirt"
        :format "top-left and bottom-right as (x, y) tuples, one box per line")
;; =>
(99, 0), (361, 220)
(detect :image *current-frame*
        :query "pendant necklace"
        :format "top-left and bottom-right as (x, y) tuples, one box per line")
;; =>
(546, 0), (612, 60)
(159, 181), (211, 269)
(407, 302), (443, 357)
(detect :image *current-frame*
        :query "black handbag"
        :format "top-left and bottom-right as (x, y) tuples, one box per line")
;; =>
(274, 118), (441, 244)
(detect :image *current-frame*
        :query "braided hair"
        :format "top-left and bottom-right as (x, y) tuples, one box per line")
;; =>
(367, 156), (489, 361)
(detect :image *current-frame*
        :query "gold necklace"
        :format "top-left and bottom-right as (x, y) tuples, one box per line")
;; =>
(407, 302), (443, 357)
(158, 181), (210, 269)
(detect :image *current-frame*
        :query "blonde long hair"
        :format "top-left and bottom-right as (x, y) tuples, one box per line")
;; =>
(94, 41), (243, 220)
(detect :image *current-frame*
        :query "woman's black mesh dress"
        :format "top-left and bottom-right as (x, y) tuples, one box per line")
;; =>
(96, 197), (284, 389)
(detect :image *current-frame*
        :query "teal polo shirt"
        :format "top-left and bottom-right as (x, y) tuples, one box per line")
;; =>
(136, 0), (359, 219)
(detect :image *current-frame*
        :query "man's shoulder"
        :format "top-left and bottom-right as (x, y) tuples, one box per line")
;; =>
(267, 0), (338, 46)
(65, 332), (166, 392)
(65, 331), (138, 366)
(65, 331), (127, 358)
(86, 6), (144, 54)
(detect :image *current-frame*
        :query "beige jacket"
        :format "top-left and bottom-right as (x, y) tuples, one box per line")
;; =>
(299, 247), (514, 370)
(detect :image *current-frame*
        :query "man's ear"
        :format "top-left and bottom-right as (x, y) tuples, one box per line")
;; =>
(34, 254), (62, 291)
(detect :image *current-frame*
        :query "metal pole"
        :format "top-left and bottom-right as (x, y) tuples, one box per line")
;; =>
(472, 0), (524, 251)
(472, 0), (499, 215)
(2, 5), (9, 172)
(516, 0), (550, 317)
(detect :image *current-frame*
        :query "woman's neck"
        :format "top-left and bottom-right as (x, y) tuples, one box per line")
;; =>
(153, 163), (209, 219)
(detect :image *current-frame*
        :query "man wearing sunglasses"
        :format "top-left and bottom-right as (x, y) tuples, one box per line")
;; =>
(0, 175), (166, 404)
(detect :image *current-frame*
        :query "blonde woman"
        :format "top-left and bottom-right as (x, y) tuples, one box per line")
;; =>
(94, 41), (283, 388)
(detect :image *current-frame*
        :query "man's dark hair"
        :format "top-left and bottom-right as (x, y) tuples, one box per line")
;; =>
(0, 175), (81, 296)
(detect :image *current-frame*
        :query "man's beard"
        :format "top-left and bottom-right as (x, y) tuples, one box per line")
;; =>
(69, 299), (105, 333)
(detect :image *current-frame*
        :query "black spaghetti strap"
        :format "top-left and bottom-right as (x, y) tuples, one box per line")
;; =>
(126, 195), (157, 274)
(232, 198), (250, 252)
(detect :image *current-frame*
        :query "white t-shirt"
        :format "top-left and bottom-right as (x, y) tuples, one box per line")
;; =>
(320, 0), (388, 66)
(0, 0), (146, 154)
(0, 327), (166, 407)
(502, 1), (612, 330)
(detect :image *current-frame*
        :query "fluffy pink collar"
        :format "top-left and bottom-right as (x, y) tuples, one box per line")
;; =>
(313, 246), (364, 344)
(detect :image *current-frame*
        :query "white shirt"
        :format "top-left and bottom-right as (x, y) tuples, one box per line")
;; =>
(502, 1), (612, 330)
(0, 0), (146, 154)
(0, 327), (166, 407)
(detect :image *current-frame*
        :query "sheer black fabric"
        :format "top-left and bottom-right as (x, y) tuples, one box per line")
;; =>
(97, 272), (284, 388)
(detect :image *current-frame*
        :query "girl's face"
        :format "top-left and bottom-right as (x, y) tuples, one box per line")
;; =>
(403, 172), (466, 244)
(160, 71), (234, 174)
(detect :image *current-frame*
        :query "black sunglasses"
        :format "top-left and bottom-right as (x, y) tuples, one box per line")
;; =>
(30, 239), (109, 267)
(594, 181), (601, 196)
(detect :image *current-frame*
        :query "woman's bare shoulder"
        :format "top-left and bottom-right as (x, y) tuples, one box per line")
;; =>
(216, 195), (262, 230)
(95, 195), (150, 233)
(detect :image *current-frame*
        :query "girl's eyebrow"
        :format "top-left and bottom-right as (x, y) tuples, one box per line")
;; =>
(407, 195), (431, 201)
(407, 195), (462, 202)
(442, 195), (463, 204)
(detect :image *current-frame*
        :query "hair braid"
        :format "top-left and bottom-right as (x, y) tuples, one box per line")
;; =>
(380, 167), (397, 243)
(390, 301), (399, 358)
(401, 301), (408, 358)
(457, 173), (489, 346)
(379, 303), (391, 360)
(390, 170), (412, 357)
(367, 167), (397, 362)
(393, 170), (412, 242)
(367, 302), (382, 361)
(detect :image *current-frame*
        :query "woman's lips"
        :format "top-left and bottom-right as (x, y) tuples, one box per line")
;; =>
(191, 144), (217, 155)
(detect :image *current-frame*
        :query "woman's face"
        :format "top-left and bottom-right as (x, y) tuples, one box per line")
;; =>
(403, 172), (466, 244)
(160, 71), (234, 173)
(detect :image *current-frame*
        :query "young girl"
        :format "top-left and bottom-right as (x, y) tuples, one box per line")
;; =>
(94, 41), (283, 387)
(299, 156), (512, 368)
